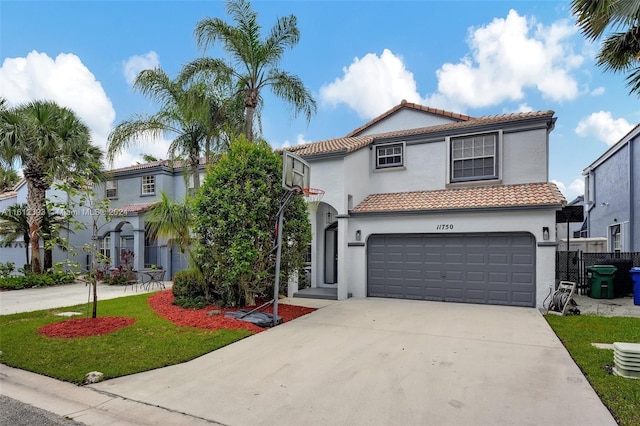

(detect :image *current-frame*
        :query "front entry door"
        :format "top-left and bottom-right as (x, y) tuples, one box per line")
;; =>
(324, 223), (338, 284)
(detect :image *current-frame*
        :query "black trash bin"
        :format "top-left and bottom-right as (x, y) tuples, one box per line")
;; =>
(608, 259), (634, 297)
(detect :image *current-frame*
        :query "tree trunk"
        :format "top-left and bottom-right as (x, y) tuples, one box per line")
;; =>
(25, 171), (46, 275)
(190, 148), (200, 191)
(244, 106), (254, 142)
(244, 89), (258, 142)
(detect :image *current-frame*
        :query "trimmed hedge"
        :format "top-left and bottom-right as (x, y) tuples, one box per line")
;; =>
(0, 272), (76, 290)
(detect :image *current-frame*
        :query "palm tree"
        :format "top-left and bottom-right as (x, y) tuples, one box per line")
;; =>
(181, 0), (316, 141)
(0, 100), (102, 274)
(0, 166), (19, 193)
(107, 68), (213, 190)
(0, 204), (30, 267)
(572, 0), (640, 95)
(145, 192), (193, 255)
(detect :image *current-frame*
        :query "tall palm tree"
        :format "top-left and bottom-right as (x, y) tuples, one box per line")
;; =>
(107, 68), (212, 190)
(572, 0), (640, 95)
(0, 100), (102, 274)
(0, 204), (30, 267)
(181, 0), (316, 141)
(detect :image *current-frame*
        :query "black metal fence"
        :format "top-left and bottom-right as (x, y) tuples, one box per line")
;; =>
(556, 251), (640, 295)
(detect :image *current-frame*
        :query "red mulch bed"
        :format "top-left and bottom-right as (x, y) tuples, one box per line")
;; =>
(35, 291), (316, 338)
(38, 317), (136, 338)
(148, 290), (316, 333)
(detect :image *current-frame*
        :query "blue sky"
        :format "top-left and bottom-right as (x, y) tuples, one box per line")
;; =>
(1, 0), (638, 201)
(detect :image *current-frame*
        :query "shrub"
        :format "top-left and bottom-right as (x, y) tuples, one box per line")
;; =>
(0, 271), (75, 290)
(172, 269), (210, 308)
(194, 136), (311, 307)
(0, 261), (15, 278)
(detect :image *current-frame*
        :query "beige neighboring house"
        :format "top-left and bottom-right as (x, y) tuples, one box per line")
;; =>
(284, 101), (566, 309)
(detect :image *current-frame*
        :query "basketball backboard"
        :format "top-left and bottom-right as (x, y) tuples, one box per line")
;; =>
(282, 151), (310, 191)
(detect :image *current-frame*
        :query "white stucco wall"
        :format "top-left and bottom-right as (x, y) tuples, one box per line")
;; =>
(501, 128), (548, 184)
(342, 209), (557, 309)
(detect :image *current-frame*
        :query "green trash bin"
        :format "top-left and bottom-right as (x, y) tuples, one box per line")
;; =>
(587, 265), (617, 299)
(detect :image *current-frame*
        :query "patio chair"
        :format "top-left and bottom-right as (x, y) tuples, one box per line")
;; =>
(123, 270), (139, 292)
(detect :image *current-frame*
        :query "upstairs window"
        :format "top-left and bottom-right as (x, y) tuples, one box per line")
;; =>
(141, 175), (155, 195)
(451, 133), (498, 182)
(376, 143), (404, 169)
(105, 180), (117, 198)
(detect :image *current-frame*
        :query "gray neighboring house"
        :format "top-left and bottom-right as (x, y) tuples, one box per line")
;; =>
(0, 160), (202, 278)
(583, 124), (640, 252)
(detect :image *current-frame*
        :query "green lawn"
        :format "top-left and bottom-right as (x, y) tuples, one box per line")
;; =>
(545, 314), (640, 426)
(0, 292), (252, 383)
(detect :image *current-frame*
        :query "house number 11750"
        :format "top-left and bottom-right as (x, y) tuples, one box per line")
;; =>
(436, 224), (453, 230)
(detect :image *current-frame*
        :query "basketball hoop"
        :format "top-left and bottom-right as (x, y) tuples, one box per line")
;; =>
(303, 188), (325, 213)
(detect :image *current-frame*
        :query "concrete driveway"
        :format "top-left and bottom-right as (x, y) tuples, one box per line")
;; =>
(90, 298), (616, 426)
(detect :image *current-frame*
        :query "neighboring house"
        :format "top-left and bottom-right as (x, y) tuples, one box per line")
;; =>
(582, 124), (640, 252)
(0, 160), (202, 277)
(0, 179), (27, 268)
(284, 101), (566, 309)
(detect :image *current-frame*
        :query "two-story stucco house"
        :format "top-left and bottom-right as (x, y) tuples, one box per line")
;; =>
(582, 124), (640, 252)
(284, 101), (566, 309)
(0, 160), (201, 277)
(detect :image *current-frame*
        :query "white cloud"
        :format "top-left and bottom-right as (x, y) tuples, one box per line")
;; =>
(319, 10), (582, 119)
(575, 111), (634, 146)
(319, 49), (422, 119)
(569, 178), (584, 196)
(590, 86), (605, 96)
(428, 10), (581, 108)
(517, 103), (534, 113)
(123, 51), (160, 85)
(279, 134), (311, 149)
(552, 178), (584, 200)
(0, 50), (116, 162)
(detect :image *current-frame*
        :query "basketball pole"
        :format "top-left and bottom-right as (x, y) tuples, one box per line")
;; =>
(272, 187), (300, 327)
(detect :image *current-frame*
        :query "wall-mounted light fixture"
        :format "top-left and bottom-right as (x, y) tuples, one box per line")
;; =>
(542, 227), (550, 241)
(355, 230), (361, 241)
(326, 211), (332, 224)
(601, 202), (609, 207)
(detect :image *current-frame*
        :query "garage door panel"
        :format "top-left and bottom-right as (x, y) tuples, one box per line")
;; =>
(367, 233), (535, 307)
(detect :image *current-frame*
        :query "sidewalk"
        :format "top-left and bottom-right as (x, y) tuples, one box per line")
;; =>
(1, 364), (217, 425)
(0, 280), (172, 315)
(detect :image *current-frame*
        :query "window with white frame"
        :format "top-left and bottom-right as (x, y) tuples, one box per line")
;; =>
(100, 235), (111, 259)
(141, 175), (155, 195)
(105, 180), (117, 198)
(610, 224), (621, 253)
(451, 133), (498, 181)
(375, 143), (404, 169)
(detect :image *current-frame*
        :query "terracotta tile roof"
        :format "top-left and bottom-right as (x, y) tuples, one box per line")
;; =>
(116, 202), (157, 214)
(285, 110), (555, 157)
(346, 101), (473, 137)
(350, 182), (566, 214)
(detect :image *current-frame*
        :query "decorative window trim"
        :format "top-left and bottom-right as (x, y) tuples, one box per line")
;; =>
(374, 142), (405, 170)
(447, 131), (501, 183)
(105, 180), (117, 199)
(141, 175), (155, 195)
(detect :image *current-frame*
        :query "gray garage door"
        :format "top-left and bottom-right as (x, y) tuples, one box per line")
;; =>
(367, 233), (535, 307)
